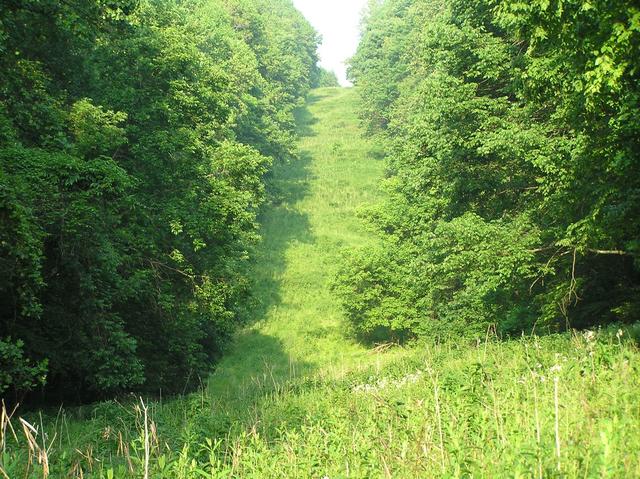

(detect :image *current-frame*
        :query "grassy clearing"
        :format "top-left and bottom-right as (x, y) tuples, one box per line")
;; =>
(2, 88), (640, 478)
(208, 86), (396, 404)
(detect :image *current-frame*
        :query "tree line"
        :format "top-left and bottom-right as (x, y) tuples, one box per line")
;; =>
(0, 0), (328, 402)
(335, 0), (639, 341)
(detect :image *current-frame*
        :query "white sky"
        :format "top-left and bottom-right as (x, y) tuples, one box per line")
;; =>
(292, 0), (369, 86)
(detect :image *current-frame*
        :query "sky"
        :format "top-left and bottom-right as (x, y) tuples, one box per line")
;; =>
(292, 0), (370, 86)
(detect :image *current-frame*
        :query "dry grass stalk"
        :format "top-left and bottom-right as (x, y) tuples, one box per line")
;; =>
(69, 459), (85, 478)
(0, 401), (19, 455)
(428, 370), (446, 475)
(140, 397), (150, 479)
(19, 417), (53, 478)
(371, 342), (397, 354)
(380, 453), (392, 478)
(149, 419), (159, 454)
(554, 374), (562, 472)
(115, 428), (134, 474)
(75, 445), (95, 473)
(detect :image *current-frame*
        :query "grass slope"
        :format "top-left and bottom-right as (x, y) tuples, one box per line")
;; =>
(3, 88), (640, 478)
(207, 87), (394, 405)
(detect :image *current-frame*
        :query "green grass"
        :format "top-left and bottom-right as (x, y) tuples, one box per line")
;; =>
(208, 87), (395, 405)
(2, 88), (640, 478)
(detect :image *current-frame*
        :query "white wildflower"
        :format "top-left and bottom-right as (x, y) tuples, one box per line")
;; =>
(352, 370), (424, 394)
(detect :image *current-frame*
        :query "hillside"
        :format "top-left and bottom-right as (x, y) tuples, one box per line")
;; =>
(3, 88), (639, 478)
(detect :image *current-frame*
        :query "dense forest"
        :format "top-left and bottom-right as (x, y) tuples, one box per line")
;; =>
(336, 0), (640, 342)
(0, 0), (330, 402)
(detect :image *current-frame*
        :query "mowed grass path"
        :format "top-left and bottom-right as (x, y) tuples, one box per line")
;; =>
(207, 87), (397, 411)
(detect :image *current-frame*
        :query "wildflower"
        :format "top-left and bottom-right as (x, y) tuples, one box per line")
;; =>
(550, 364), (562, 374)
(583, 330), (595, 342)
(616, 329), (624, 340)
(352, 370), (425, 393)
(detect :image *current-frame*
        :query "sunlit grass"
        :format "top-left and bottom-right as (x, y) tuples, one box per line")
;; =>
(206, 87), (398, 412)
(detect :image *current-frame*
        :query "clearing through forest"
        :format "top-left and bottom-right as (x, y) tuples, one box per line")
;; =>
(6, 87), (638, 479)
(207, 87), (403, 415)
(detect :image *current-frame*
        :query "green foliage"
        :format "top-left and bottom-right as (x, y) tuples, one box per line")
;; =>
(0, 338), (47, 396)
(69, 99), (128, 159)
(0, 0), (319, 400)
(339, 0), (640, 342)
(312, 67), (340, 88)
(335, 214), (542, 340)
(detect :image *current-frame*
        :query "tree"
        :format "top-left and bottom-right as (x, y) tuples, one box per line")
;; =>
(337, 0), (639, 342)
(0, 0), (320, 401)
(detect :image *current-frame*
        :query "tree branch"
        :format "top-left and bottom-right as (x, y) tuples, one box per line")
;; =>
(587, 249), (631, 256)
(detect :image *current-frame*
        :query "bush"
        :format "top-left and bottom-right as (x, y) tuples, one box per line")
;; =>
(0, 338), (47, 397)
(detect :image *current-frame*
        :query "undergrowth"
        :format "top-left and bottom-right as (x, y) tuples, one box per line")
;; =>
(2, 330), (639, 477)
